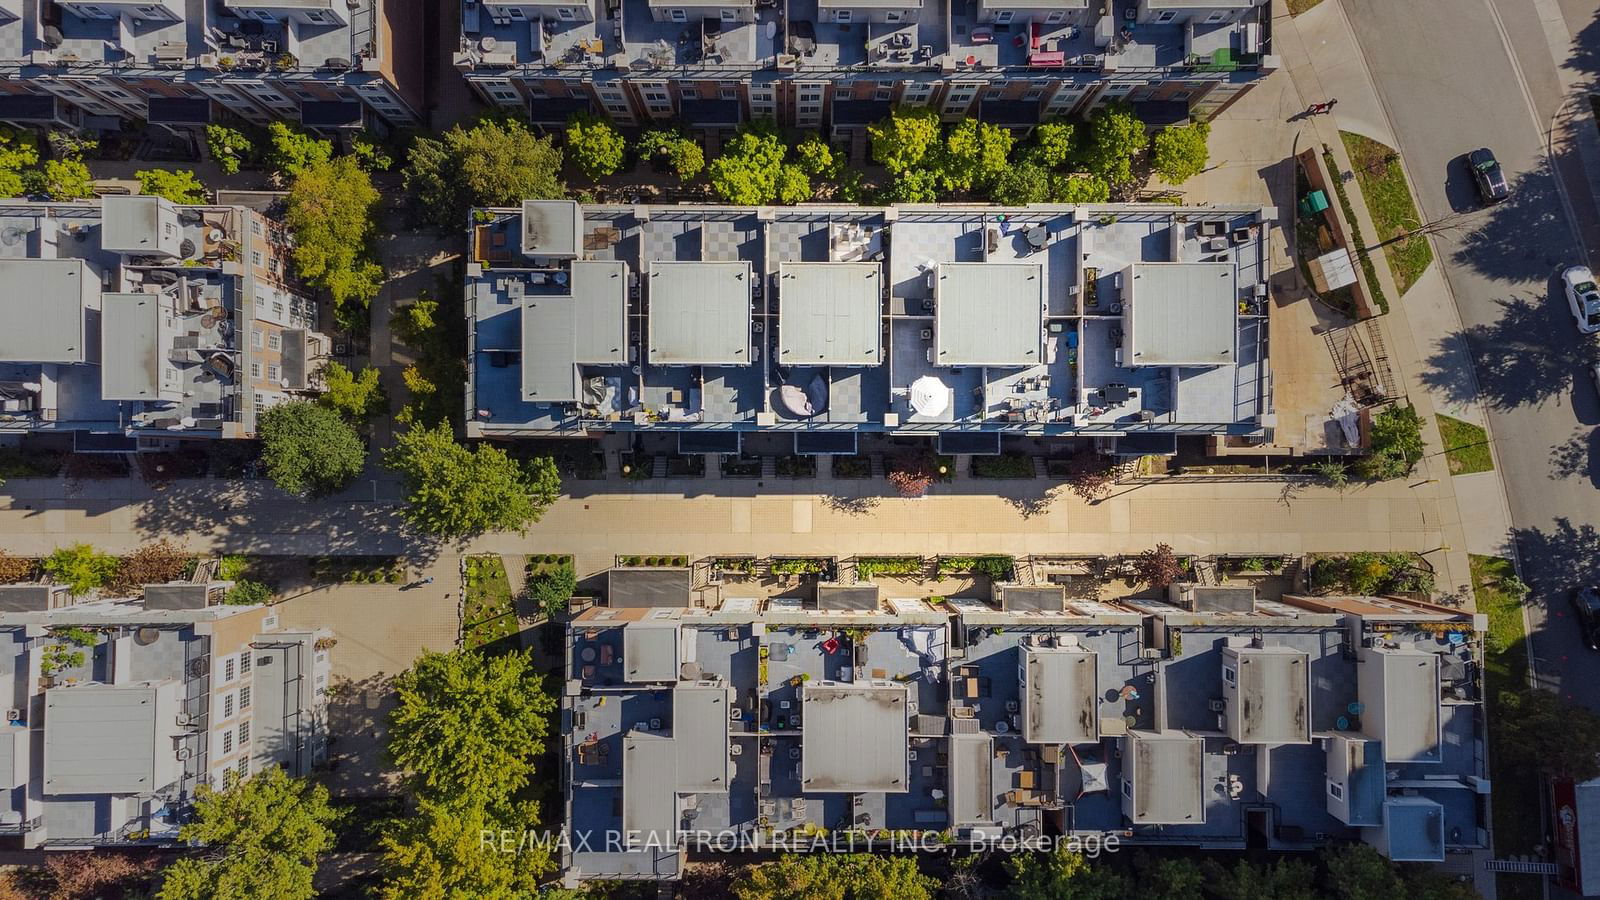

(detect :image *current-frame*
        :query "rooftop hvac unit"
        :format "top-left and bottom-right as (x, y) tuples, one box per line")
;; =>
(175, 747), (192, 761)
(176, 712), (194, 727)
(4, 708), (21, 725)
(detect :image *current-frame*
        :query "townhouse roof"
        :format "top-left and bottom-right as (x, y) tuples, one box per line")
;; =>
(43, 681), (182, 795)
(0, 258), (89, 364)
(1021, 645), (1098, 744)
(935, 262), (1042, 366)
(778, 262), (883, 366)
(1222, 644), (1311, 744)
(1125, 262), (1236, 366)
(801, 681), (909, 792)
(648, 261), (751, 365)
(1123, 730), (1205, 824)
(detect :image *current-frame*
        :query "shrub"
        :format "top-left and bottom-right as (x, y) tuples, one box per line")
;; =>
(0, 553), (37, 584)
(111, 539), (192, 594)
(529, 563), (577, 620)
(225, 580), (273, 605)
(1134, 543), (1183, 590)
(43, 544), (118, 596)
(206, 124), (253, 174)
(856, 557), (923, 579)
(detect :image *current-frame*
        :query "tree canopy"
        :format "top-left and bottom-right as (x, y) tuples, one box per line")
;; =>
(285, 155), (384, 315)
(994, 161), (1052, 206)
(387, 648), (555, 803)
(157, 767), (338, 900)
(868, 106), (941, 175)
(1006, 847), (1126, 900)
(318, 361), (387, 424)
(937, 119), (1014, 194)
(136, 168), (207, 204)
(264, 122), (334, 180)
(731, 854), (936, 900)
(381, 648), (557, 897)
(0, 128), (38, 197)
(1151, 120), (1212, 184)
(565, 113), (627, 179)
(638, 129), (705, 182)
(205, 124), (252, 175)
(257, 401), (366, 497)
(794, 134), (840, 179)
(379, 795), (552, 899)
(404, 118), (566, 230)
(708, 124), (790, 205)
(1358, 403), (1426, 480)
(383, 421), (561, 537)
(1028, 120), (1077, 168)
(1495, 687), (1600, 781)
(1079, 102), (1148, 188)
(28, 159), (93, 200)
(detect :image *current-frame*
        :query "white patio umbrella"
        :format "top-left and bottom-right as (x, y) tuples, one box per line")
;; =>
(909, 375), (949, 417)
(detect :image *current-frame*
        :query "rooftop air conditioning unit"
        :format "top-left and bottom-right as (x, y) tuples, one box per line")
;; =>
(175, 747), (192, 761)
(4, 708), (21, 724)
(1139, 647), (1162, 659)
(176, 712), (195, 727)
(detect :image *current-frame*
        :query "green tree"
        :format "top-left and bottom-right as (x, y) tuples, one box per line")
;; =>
(1028, 120), (1076, 168)
(318, 361), (387, 424)
(1151, 120), (1211, 184)
(637, 129), (704, 182)
(27, 159), (93, 200)
(1006, 847), (1126, 900)
(530, 562), (577, 620)
(566, 113), (626, 179)
(379, 796), (552, 900)
(938, 119), (1014, 194)
(157, 767), (338, 900)
(1049, 173), (1111, 203)
(384, 422), (561, 537)
(868, 106), (941, 175)
(257, 401), (366, 497)
(286, 155), (384, 314)
(794, 134), (839, 179)
(707, 125), (788, 205)
(223, 580), (272, 605)
(388, 648), (556, 802)
(1358, 403), (1426, 480)
(403, 119), (566, 230)
(351, 133), (393, 172)
(1133, 854), (1204, 900)
(846, 855), (937, 900)
(264, 122), (333, 179)
(883, 168), (940, 204)
(205, 124), (253, 175)
(135, 168), (207, 204)
(1080, 101), (1147, 188)
(1201, 858), (1317, 900)
(994, 161), (1051, 206)
(1496, 687), (1600, 781)
(776, 163), (812, 204)
(1323, 844), (1404, 900)
(43, 544), (118, 595)
(0, 128), (39, 196)
(731, 855), (844, 900)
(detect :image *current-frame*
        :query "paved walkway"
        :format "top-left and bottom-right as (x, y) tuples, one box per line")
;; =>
(0, 472), (1465, 591)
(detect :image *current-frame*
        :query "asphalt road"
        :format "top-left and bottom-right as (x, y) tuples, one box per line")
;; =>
(1343, 0), (1600, 707)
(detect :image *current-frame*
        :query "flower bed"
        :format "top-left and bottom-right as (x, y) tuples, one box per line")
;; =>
(936, 555), (1016, 581)
(856, 556), (925, 579)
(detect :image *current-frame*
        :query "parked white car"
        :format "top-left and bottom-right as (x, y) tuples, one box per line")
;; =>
(1566, 265), (1600, 334)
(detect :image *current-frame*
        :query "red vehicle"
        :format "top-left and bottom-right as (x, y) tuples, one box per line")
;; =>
(1553, 777), (1600, 895)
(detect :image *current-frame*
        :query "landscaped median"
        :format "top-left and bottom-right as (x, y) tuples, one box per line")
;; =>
(1341, 132), (1435, 297)
(1436, 414), (1494, 475)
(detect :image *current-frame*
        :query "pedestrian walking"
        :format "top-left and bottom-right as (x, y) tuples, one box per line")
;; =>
(422, 576), (435, 585)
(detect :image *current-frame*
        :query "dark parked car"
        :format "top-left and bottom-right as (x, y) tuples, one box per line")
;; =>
(1469, 148), (1510, 203)
(1572, 588), (1600, 650)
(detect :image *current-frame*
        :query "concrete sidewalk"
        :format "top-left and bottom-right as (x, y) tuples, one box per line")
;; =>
(0, 471), (1464, 591)
(1256, 0), (1513, 582)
